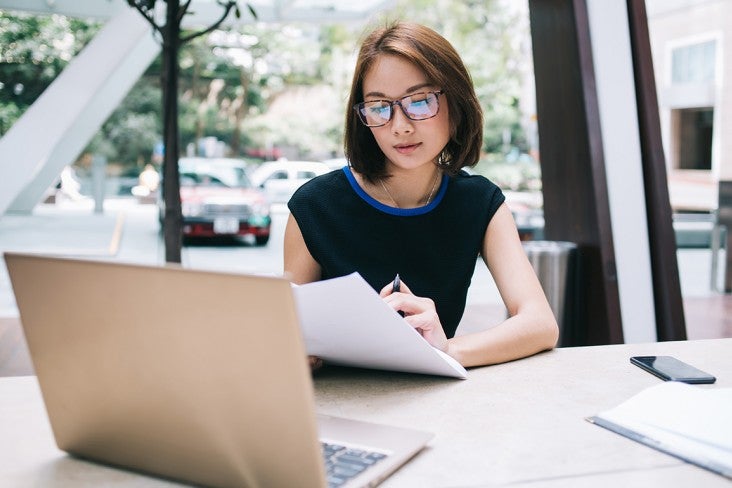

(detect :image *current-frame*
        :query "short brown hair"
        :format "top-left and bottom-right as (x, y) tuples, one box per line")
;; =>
(344, 22), (483, 182)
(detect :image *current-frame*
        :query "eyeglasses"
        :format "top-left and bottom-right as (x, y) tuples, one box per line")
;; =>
(354, 90), (444, 127)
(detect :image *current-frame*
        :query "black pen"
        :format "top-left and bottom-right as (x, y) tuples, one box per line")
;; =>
(392, 274), (405, 317)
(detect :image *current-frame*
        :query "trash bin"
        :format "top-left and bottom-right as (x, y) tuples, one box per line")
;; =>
(522, 241), (578, 347)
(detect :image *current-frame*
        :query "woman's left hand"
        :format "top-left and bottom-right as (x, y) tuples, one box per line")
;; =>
(379, 279), (449, 352)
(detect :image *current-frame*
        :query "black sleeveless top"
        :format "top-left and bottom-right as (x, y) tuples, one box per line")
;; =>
(288, 166), (505, 338)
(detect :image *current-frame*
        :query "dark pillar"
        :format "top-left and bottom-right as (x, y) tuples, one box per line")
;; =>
(528, 0), (623, 345)
(626, 0), (687, 340)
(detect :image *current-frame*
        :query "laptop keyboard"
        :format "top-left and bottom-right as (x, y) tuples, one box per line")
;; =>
(321, 441), (387, 487)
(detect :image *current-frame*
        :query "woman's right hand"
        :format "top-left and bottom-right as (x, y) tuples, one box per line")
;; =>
(379, 278), (449, 353)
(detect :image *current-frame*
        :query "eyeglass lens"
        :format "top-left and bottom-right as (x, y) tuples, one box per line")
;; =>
(358, 92), (440, 127)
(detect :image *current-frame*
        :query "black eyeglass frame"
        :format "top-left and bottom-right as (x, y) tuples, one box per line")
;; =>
(353, 90), (444, 128)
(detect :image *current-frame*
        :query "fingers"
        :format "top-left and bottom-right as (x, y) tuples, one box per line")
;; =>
(377, 278), (449, 352)
(383, 295), (447, 346)
(378, 283), (392, 297)
(380, 289), (408, 317)
(407, 312), (449, 352)
(382, 291), (428, 316)
(404, 308), (449, 351)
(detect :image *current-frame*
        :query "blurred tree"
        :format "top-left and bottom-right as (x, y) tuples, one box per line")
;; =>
(126, 0), (256, 263)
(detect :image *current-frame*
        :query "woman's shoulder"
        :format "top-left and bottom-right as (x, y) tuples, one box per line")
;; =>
(450, 169), (503, 194)
(444, 169), (505, 223)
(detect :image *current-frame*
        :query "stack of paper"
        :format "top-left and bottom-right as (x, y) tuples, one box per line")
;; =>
(293, 273), (467, 379)
(589, 381), (732, 478)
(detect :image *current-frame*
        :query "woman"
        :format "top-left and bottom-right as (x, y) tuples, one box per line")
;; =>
(285, 22), (558, 368)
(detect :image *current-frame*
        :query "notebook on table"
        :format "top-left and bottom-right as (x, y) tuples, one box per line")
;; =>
(4, 252), (432, 488)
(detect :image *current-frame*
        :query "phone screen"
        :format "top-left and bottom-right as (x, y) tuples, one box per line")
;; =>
(630, 356), (716, 384)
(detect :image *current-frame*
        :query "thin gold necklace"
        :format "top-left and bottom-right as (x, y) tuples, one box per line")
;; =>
(424, 171), (440, 204)
(379, 171), (440, 209)
(379, 179), (400, 207)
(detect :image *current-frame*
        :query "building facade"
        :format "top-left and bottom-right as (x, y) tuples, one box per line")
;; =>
(647, 0), (732, 211)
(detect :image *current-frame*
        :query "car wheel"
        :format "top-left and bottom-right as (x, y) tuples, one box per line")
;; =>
(254, 235), (270, 246)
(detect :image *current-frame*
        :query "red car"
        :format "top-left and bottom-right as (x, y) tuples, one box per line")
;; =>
(161, 157), (272, 245)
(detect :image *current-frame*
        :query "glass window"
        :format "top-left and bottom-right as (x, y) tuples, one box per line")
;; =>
(671, 40), (716, 84)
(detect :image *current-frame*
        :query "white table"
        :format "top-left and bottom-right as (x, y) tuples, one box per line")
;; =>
(1, 339), (730, 487)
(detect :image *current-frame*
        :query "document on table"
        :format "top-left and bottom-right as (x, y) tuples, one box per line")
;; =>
(292, 273), (467, 379)
(588, 381), (732, 479)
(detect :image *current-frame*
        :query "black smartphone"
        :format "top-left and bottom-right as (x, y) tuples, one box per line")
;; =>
(630, 356), (716, 384)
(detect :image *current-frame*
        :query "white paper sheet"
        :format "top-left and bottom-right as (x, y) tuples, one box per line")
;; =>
(292, 273), (467, 379)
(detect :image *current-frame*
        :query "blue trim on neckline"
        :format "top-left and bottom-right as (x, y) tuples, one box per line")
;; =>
(342, 166), (447, 216)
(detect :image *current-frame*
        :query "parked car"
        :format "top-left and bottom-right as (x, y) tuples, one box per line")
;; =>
(249, 160), (330, 204)
(159, 157), (272, 245)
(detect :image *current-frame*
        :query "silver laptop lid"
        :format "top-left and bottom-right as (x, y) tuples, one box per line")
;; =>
(5, 252), (326, 487)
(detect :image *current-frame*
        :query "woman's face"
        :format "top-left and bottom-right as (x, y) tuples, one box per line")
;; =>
(361, 54), (450, 172)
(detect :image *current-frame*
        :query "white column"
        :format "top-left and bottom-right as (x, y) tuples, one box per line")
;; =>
(0, 8), (160, 215)
(586, 0), (658, 342)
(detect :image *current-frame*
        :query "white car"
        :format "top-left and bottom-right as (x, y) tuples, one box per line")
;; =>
(250, 160), (330, 203)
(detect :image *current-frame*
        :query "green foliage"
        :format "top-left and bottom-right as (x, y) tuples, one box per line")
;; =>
(0, 11), (100, 135)
(0, 100), (21, 134)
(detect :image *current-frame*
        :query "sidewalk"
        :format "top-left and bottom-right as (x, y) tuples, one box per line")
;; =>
(0, 199), (163, 316)
(0, 204), (124, 257)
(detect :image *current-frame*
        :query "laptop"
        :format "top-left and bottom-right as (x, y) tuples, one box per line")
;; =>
(4, 252), (432, 488)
